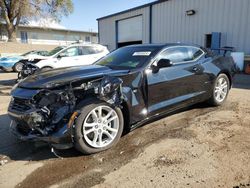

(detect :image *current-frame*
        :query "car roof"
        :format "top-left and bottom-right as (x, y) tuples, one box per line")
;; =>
(124, 43), (202, 49)
(67, 43), (106, 48)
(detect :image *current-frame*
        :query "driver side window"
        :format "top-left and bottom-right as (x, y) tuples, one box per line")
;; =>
(160, 47), (193, 63)
(159, 47), (205, 64)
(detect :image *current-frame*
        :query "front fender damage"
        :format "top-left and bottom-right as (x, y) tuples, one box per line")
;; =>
(98, 75), (123, 106)
(14, 75), (125, 148)
(68, 75), (124, 126)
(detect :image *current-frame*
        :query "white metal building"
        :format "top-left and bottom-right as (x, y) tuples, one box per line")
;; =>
(97, 0), (250, 54)
(0, 25), (98, 45)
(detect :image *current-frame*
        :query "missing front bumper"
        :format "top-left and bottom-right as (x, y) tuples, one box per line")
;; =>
(9, 121), (73, 149)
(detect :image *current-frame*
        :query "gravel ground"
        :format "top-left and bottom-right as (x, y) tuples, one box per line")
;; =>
(0, 72), (249, 188)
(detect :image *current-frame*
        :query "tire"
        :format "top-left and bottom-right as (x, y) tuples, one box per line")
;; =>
(74, 101), (124, 154)
(13, 62), (24, 72)
(208, 73), (230, 106)
(41, 66), (53, 72)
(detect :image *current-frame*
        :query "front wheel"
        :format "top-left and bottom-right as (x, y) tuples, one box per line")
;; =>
(74, 101), (124, 154)
(208, 73), (230, 106)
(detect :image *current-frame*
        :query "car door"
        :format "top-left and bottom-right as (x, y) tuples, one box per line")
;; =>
(146, 46), (207, 115)
(55, 46), (80, 68)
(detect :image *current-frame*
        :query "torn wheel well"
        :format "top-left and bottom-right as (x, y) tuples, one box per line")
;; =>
(121, 101), (130, 135)
(218, 71), (232, 87)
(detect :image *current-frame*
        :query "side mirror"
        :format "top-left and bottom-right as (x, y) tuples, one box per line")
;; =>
(157, 59), (173, 68)
(151, 59), (173, 73)
(57, 53), (67, 59)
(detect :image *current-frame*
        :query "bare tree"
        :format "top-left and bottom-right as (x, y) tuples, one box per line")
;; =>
(0, 0), (73, 42)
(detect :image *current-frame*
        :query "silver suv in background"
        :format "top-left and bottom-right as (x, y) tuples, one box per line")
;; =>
(18, 43), (109, 80)
(35, 43), (109, 70)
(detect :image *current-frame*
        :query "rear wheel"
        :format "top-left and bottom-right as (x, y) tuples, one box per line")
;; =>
(208, 73), (230, 106)
(41, 66), (53, 72)
(74, 101), (124, 154)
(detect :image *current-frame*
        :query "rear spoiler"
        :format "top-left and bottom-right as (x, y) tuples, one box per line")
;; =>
(211, 47), (235, 56)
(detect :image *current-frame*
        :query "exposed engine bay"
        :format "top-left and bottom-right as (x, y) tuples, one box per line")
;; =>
(24, 89), (76, 136)
(9, 75), (123, 139)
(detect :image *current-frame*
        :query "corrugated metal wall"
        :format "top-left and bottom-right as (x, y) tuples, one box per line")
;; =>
(152, 0), (250, 53)
(99, 0), (250, 53)
(98, 7), (150, 51)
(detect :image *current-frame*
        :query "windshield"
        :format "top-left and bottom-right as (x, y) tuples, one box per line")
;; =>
(22, 51), (35, 56)
(48, 47), (64, 56)
(96, 46), (160, 69)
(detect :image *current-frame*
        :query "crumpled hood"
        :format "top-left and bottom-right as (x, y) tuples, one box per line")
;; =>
(23, 54), (48, 61)
(18, 65), (129, 89)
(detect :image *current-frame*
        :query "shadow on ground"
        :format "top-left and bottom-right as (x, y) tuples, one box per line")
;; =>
(0, 79), (16, 87)
(0, 102), (212, 163)
(0, 113), (82, 161)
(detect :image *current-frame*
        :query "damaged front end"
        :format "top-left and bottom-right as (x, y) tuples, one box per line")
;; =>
(17, 63), (39, 81)
(8, 75), (124, 149)
(9, 88), (76, 148)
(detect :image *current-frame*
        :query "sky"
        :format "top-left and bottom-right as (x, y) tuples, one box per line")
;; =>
(60, 0), (156, 32)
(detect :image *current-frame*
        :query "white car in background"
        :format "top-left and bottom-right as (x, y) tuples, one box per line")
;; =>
(35, 43), (109, 70)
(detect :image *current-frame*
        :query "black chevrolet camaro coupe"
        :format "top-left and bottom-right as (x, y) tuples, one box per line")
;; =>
(8, 44), (238, 154)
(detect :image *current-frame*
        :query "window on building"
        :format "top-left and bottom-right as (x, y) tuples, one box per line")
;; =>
(20, 31), (28, 43)
(53, 34), (65, 41)
(31, 33), (38, 39)
(69, 35), (80, 41)
(85, 36), (91, 42)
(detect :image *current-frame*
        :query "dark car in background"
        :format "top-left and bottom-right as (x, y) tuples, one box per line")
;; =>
(8, 43), (238, 154)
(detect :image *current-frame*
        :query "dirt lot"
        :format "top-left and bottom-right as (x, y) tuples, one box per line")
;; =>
(0, 71), (249, 188)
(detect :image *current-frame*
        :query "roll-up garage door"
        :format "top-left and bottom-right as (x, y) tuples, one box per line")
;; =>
(117, 16), (143, 48)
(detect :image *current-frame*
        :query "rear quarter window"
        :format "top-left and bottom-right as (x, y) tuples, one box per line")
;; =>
(79, 46), (104, 55)
(189, 47), (204, 60)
